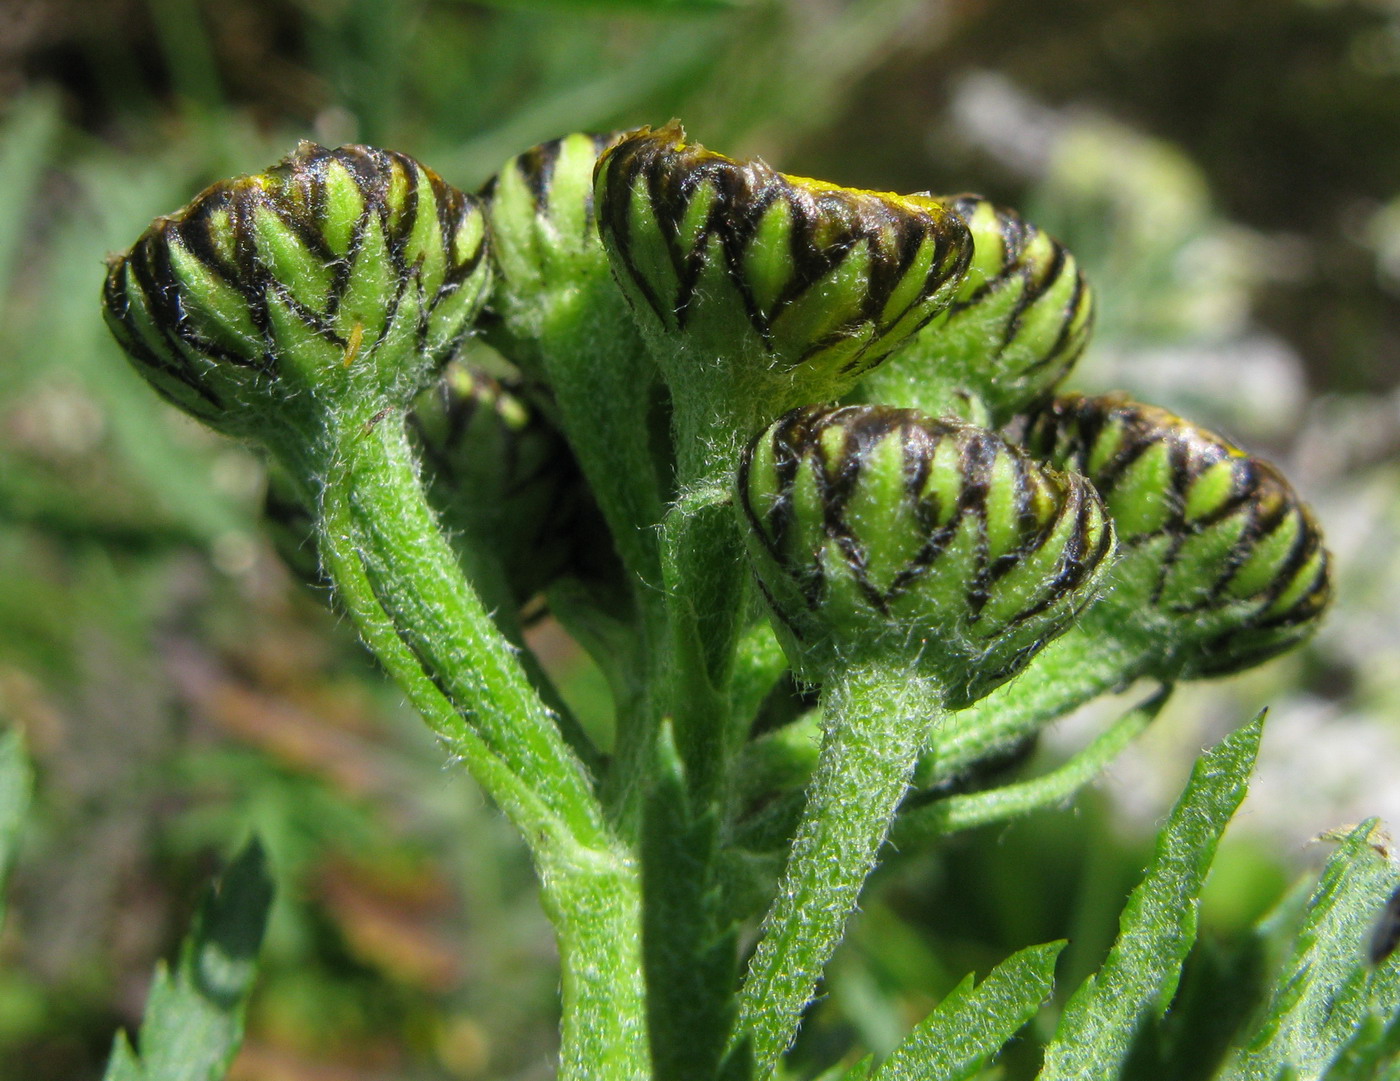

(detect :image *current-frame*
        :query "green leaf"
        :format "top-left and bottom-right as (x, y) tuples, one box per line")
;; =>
(0, 726), (34, 933)
(876, 941), (1065, 1081)
(1217, 820), (1400, 1081)
(1317, 1012), (1400, 1081)
(102, 839), (275, 1081)
(1038, 713), (1263, 1080)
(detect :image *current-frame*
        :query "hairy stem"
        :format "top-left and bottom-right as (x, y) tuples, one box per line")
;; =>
(733, 662), (945, 1076)
(308, 414), (650, 1081)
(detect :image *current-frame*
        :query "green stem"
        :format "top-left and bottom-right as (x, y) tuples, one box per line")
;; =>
(917, 627), (1148, 791)
(308, 414), (650, 1080)
(732, 662), (945, 1076)
(542, 849), (652, 1081)
(895, 687), (1170, 844)
(322, 412), (609, 850)
(538, 291), (668, 591)
(636, 381), (766, 1079)
(530, 282), (675, 841)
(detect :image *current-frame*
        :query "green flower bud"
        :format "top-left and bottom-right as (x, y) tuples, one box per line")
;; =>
(102, 142), (490, 450)
(1023, 393), (1331, 677)
(594, 123), (972, 409)
(478, 131), (629, 375)
(737, 404), (1115, 706)
(410, 363), (605, 601)
(858, 196), (1093, 424)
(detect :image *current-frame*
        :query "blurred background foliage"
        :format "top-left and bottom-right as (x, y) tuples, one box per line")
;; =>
(2, 0), (1400, 1077)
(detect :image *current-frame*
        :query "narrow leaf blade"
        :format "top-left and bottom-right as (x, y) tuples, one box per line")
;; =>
(102, 839), (275, 1081)
(1038, 714), (1264, 1080)
(1219, 821), (1400, 1081)
(877, 940), (1064, 1081)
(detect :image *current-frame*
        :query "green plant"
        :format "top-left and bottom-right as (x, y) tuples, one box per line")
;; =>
(89, 122), (1399, 1081)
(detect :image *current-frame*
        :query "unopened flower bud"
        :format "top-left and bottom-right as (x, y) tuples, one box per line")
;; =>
(595, 123), (972, 409)
(411, 363), (600, 600)
(1024, 393), (1331, 677)
(102, 142), (489, 449)
(859, 196), (1093, 424)
(737, 404), (1115, 706)
(478, 131), (627, 376)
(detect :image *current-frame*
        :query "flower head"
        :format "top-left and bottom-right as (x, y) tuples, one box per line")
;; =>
(595, 123), (972, 409)
(860, 196), (1093, 423)
(738, 404), (1114, 705)
(102, 142), (489, 447)
(1024, 393), (1331, 676)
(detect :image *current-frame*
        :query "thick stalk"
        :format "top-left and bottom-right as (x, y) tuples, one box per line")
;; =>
(542, 849), (652, 1081)
(661, 381), (773, 794)
(322, 412), (609, 850)
(316, 488), (649, 1081)
(306, 414), (651, 1081)
(640, 376), (766, 1079)
(733, 662), (945, 1076)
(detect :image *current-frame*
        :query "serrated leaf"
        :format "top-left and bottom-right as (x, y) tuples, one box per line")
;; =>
(102, 839), (275, 1081)
(1216, 821), (1400, 1081)
(1038, 714), (1263, 1081)
(0, 726), (34, 933)
(876, 940), (1064, 1081)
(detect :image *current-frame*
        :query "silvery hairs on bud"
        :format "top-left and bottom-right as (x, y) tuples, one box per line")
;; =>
(1024, 393), (1331, 678)
(102, 142), (489, 451)
(594, 123), (974, 412)
(738, 404), (1115, 707)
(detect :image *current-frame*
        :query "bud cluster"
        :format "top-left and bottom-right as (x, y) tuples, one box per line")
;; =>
(100, 125), (1336, 780)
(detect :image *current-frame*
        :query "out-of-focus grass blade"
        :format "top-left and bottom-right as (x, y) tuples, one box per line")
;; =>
(102, 839), (274, 1081)
(469, 0), (743, 12)
(0, 726), (34, 934)
(875, 940), (1064, 1081)
(1037, 714), (1264, 1080)
(1216, 821), (1400, 1081)
(0, 92), (60, 306)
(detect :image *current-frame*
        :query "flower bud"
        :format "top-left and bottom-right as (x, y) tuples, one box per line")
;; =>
(478, 131), (627, 375)
(1023, 393), (1331, 677)
(594, 123), (972, 408)
(410, 364), (609, 600)
(737, 404), (1115, 706)
(859, 196), (1093, 424)
(102, 142), (490, 447)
